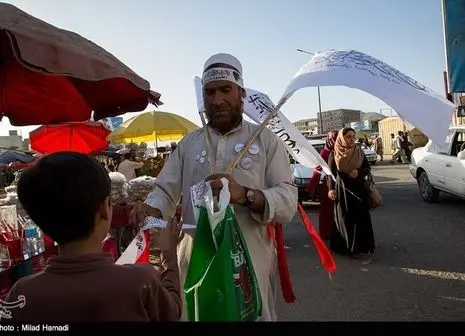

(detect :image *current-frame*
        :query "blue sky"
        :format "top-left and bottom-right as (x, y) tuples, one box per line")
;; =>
(2, 0), (446, 138)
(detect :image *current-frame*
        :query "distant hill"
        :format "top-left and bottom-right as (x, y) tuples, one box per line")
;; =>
(361, 112), (388, 121)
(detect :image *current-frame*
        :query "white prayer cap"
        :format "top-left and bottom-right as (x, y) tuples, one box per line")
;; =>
(203, 53), (243, 74)
(202, 53), (244, 88)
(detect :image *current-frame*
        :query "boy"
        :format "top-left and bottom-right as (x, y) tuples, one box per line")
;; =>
(6, 152), (182, 322)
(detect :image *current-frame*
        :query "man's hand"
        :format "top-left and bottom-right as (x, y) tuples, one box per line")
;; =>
(129, 203), (163, 228)
(205, 174), (246, 205)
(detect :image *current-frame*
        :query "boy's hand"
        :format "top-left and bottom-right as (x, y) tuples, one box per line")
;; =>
(159, 216), (182, 251)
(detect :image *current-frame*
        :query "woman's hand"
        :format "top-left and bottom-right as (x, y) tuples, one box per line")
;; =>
(328, 190), (337, 201)
(349, 169), (359, 179)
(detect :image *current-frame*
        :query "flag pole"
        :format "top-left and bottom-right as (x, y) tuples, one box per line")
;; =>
(194, 78), (216, 174)
(441, 0), (450, 94)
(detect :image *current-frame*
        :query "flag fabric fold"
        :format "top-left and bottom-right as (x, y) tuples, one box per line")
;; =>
(114, 230), (150, 265)
(297, 204), (336, 277)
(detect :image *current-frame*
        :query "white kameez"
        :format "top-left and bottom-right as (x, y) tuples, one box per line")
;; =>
(145, 120), (297, 321)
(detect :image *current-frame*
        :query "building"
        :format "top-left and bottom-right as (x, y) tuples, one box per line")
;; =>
(320, 109), (361, 134)
(294, 110), (388, 135)
(452, 93), (464, 126)
(361, 111), (388, 122)
(378, 116), (428, 151)
(23, 138), (30, 150)
(0, 130), (26, 150)
(348, 112), (387, 132)
(292, 118), (318, 135)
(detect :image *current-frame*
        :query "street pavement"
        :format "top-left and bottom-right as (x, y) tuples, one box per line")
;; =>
(276, 162), (465, 321)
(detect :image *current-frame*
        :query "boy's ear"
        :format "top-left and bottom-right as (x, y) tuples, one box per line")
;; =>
(99, 197), (112, 221)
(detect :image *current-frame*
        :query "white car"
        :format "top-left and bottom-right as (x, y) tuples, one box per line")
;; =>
(291, 138), (325, 203)
(356, 143), (378, 165)
(409, 126), (465, 203)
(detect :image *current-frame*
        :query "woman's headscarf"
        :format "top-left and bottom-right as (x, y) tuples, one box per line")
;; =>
(324, 130), (339, 151)
(334, 128), (364, 174)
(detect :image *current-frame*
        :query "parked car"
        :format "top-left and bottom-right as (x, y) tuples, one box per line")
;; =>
(356, 143), (378, 165)
(409, 126), (465, 203)
(291, 138), (326, 204)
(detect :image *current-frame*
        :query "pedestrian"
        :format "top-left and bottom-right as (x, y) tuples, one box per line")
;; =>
(402, 132), (412, 162)
(307, 130), (338, 241)
(391, 131), (408, 164)
(7, 152), (182, 322)
(130, 53), (298, 321)
(372, 134), (384, 161)
(117, 149), (144, 181)
(327, 128), (375, 261)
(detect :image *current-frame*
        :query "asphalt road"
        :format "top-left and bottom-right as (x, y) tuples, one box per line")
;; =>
(276, 163), (465, 321)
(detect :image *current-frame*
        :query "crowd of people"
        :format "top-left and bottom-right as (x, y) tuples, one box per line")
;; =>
(98, 141), (179, 181)
(6, 53), (381, 322)
(358, 131), (414, 165)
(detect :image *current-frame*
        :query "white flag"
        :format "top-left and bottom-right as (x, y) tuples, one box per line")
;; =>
(193, 77), (331, 176)
(279, 49), (455, 145)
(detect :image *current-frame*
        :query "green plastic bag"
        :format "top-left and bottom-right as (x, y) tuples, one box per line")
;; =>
(184, 178), (262, 321)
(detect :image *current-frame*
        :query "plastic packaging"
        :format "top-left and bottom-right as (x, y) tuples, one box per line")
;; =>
(128, 175), (156, 203)
(109, 172), (129, 205)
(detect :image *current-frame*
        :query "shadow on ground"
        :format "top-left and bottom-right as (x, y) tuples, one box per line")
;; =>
(278, 173), (465, 321)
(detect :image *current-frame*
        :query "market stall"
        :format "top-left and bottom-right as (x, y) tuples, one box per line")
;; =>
(103, 173), (158, 259)
(0, 3), (163, 296)
(0, 3), (162, 126)
(106, 111), (199, 147)
(29, 122), (111, 155)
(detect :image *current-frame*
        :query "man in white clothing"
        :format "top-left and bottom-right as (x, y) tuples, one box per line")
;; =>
(391, 131), (408, 164)
(117, 151), (144, 181)
(130, 53), (297, 321)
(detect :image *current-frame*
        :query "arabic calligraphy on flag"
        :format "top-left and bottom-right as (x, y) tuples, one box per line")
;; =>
(280, 49), (455, 145)
(193, 77), (331, 175)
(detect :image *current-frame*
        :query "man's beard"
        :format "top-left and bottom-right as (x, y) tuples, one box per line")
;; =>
(206, 104), (243, 134)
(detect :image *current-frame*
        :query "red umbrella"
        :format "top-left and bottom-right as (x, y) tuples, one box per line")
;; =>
(29, 122), (111, 155)
(0, 3), (162, 126)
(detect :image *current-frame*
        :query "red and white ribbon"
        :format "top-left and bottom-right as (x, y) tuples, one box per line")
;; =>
(115, 230), (150, 265)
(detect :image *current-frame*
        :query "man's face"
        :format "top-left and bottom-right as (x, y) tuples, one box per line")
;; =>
(203, 80), (245, 133)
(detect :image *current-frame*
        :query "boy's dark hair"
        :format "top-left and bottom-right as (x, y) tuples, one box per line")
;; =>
(17, 152), (111, 245)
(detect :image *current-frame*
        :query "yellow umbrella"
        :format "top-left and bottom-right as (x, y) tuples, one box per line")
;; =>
(107, 111), (199, 144)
